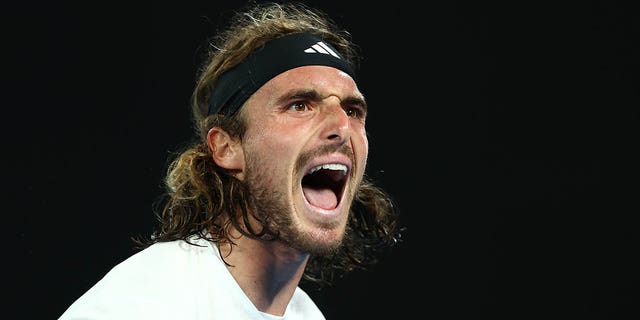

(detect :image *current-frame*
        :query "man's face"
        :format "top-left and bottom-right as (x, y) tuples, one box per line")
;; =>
(239, 65), (368, 255)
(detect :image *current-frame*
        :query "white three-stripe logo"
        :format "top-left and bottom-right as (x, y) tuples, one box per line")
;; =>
(303, 41), (341, 59)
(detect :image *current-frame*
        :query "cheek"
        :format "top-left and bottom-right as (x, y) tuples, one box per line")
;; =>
(356, 128), (369, 162)
(362, 132), (369, 151)
(245, 121), (297, 161)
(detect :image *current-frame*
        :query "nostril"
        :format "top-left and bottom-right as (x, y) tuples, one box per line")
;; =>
(326, 133), (349, 146)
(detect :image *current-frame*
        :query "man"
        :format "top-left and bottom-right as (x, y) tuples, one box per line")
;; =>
(59, 2), (401, 319)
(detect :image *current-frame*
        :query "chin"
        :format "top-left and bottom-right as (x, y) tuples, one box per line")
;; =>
(293, 225), (346, 256)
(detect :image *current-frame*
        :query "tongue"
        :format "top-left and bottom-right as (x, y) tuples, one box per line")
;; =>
(303, 187), (337, 210)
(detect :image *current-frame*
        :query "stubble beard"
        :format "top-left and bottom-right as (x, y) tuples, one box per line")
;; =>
(243, 150), (347, 256)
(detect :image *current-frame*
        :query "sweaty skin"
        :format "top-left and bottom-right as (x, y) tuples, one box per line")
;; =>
(243, 65), (368, 252)
(208, 65), (368, 316)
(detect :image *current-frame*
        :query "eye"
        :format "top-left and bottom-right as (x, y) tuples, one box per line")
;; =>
(288, 101), (311, 112)
(344, 106), (366, 119)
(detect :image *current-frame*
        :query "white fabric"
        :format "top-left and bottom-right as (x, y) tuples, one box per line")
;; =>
(58, 236), (325, 320)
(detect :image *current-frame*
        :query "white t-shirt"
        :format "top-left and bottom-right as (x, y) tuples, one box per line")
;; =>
(58, 236), (325, 320)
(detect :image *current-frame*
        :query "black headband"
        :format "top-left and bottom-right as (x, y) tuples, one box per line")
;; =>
(207, 33), (356, 115)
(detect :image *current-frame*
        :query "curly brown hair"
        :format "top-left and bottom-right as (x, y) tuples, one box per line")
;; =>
(135, 1), (402, 287)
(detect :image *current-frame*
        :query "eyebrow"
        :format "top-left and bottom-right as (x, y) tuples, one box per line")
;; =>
(281, 89), (368, 111)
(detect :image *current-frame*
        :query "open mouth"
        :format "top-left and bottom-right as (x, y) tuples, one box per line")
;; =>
(301, 163), (348, 210)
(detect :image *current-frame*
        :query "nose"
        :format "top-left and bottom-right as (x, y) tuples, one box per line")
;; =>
(320, 97), (350, 144)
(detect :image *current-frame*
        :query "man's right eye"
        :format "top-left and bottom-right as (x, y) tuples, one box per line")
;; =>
(288, 101), (310, 112)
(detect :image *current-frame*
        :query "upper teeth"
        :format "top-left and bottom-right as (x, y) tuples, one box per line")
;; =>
(309, 163), (347, 175)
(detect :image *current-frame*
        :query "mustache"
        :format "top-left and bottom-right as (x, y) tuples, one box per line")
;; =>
(296, 143), (355, 173)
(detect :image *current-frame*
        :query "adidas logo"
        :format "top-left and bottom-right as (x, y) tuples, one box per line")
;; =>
(304, 41), (341, 59)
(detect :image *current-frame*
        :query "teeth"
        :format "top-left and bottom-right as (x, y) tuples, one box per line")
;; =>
(309, 163), (347, 175)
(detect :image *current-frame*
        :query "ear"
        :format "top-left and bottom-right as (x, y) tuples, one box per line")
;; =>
(206, 127), (244, 172)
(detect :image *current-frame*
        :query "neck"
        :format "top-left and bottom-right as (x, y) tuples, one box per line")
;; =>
(218, 232), (310, 316)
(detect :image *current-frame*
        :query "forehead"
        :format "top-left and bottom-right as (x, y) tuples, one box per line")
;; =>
(257, 65), (362, 98)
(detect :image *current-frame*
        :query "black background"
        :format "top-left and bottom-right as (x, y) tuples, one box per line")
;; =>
(9, 0), (639, 319)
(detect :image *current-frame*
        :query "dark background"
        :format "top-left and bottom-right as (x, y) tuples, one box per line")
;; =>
(9, 0), (639, 319)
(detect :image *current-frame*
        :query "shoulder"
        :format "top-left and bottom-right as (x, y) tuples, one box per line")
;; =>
(58, 238), (217, 320)
(114, 237), (214, 272)
(285, 287), (326, 320)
